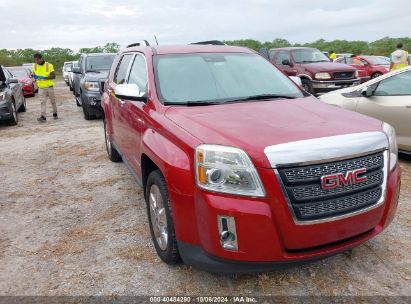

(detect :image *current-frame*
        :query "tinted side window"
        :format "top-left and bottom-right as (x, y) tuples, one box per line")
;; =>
(374, 71), (411, 96)
(128, 54), (148, 95)
(275, 51), (291, 65)
(114, 54), (133, 84)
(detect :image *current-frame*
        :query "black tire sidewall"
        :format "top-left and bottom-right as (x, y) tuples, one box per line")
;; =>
(145, 170), (180, 265)
(301, 79), (314, 94)
(103, 119), (122, 162)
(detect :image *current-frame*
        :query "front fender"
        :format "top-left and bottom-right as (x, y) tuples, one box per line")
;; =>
(141, 129), (194, 196)
(141, 129), (199, 244)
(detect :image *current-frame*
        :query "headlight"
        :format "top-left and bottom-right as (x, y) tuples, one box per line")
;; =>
(315, 72), (331, 80)
(84, 81), (99, 92)
(354, 70), (359, 78)
(382, 122), (398, 171)
(195, 145), (265, 197)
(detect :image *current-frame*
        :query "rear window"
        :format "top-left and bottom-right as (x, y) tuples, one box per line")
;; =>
(8, 69), (28, 77)
(86, 55), (115, 71)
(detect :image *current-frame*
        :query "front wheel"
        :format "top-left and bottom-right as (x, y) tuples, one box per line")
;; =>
(9, 102), (18, 126)
(146, 170), (180, 265)
(103, 119), (122, 162)
(18, 96), (27, 112)
(301, 79), (315, 94)
(371, 72), (383, 79)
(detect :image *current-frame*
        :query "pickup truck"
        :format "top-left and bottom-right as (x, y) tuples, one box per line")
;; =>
(72, 53), (115, 120)
(260, 47), (360, 95)
(102, 44), (401, 273)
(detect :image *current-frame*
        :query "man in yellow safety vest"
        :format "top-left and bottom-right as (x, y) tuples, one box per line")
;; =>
(32, 53), (57, 122)
(390, 43), (410, 71)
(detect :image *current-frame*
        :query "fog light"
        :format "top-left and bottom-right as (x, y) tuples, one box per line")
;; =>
(218, 216), (238, 251)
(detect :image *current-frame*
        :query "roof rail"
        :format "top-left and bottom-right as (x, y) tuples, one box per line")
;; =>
(190, 40), (226, 46)
(127, 40), (150, 48)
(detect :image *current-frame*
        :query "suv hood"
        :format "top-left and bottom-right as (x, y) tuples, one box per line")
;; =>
(84, 70), (109, 81)
(165, 96), (382, 168)
(302, 62), (356, 73)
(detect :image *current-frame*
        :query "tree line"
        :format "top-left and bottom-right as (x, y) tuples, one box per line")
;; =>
(1, 37), (410, 72)
(0, 43), (120, 72)
(224, 37), (411, 56)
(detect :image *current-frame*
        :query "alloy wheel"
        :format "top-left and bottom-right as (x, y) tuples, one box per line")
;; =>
(149, 184), (168, 251)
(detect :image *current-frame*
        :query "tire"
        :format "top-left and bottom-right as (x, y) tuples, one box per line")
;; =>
(103, 119), (122, 162)
(145, 170), (180, 265)
(82, 102), (93, 120)
(301, 78), (315, 95)
(9, 101), (18, 126)
(371, 72), (383, 79)
(76, 96), (81, 107)
(18, 96), (27, 112)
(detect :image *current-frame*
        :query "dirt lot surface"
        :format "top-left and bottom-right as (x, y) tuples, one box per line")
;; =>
(0, 80), (410, 297)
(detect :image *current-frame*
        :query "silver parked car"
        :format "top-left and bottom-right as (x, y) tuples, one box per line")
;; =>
(0, 66), (26, 125)
(319, 66), (411, 153)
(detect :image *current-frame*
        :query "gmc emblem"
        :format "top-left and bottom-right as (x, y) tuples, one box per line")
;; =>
(321, 168), (367, 190)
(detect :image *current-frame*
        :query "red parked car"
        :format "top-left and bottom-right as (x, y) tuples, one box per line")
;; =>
(260, 47), (360, 95)
(7, 66), (38, 97)
(102, 42), (401, 273)
(334, 55), (391, 82)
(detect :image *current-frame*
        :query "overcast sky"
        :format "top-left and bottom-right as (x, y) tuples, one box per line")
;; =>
(1, 0), (411, 50)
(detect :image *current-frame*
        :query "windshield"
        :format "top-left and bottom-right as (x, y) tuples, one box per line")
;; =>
(86, 55), (115, 71)
(292, 49), (330, 63)
(363, 56), (390, 65)
(8, 69), (28, 77)
(154, 53), (304, 105)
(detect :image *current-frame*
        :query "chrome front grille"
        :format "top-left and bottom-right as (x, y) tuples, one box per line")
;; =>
(277, 152), (385, 222)
(281, 153), (383, 183)
(333, 71), (355, 79)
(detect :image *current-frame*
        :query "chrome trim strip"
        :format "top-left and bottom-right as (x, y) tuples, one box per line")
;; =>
(264, 132), (389, 169)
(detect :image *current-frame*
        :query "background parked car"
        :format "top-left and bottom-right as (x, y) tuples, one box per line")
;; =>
(7, 66), (38, 97)
(68, 61), (78, 92)
(319, 66), (411, 153)
(0, 65), (26, 125)
(62, 61), (73, 85)
(72, 53), (115, 119)
(260, 47), (360, 95)
(334, 55), (390, 81)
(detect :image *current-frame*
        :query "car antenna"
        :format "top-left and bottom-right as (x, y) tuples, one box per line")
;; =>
(154, 35), (159, 45)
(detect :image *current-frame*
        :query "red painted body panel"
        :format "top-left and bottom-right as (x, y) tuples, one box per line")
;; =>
(103, 45), (401, 268)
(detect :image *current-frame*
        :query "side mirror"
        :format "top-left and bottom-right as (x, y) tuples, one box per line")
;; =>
(289, 76), (302, 86)
(361, 85), (377, 97)
(282, 59), (291, 66)
(72, 67), (81, 74)
(7, 78), (19, 84)
(115, 83), (147, 102)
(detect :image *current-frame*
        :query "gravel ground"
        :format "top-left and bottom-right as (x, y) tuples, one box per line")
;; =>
(0, 79), (410, 297)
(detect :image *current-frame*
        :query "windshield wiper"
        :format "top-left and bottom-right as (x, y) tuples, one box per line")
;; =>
(164, 94), (297, 106)
(231, 94), (297, 102)
(165, 101), (222, 106)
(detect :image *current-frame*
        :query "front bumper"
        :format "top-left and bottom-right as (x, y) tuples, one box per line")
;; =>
(311, 78), (361, 93)
(171, 164), (401, 273)
(82, 90), (103, 114)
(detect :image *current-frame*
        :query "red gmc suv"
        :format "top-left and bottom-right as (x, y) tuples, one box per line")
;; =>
(102, 43), (401, 273)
